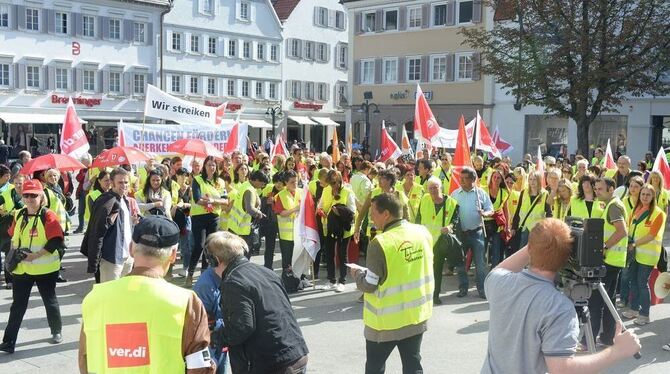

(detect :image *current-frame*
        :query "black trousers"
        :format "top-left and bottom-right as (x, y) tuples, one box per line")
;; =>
(3, 271), (62, 343)
(365, 333), (423, 374)
(433, 244), (447, 298)
(324, 236), (350, 284)
(586, 264), (621, 345)
(279, 239), (294, 270)
(263, 225), (278, 269)
(313, 235), (326, 279)
(189, 214), (219, 274)
(241, 234), (254, 260)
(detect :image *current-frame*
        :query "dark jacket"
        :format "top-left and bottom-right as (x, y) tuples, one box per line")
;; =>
(219, 256), (308, 374)
(81, 191), (131, 272)
(326, 204), (355, 239)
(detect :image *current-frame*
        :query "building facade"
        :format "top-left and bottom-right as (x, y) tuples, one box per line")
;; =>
(162, 0), (283, 146)
(0, 0), (169, 155)
(273, 0), (349, 151)
(342, 0), (493, 156)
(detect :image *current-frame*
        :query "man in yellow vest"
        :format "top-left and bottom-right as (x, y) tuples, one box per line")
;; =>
(229, 170), (268, 258)
(79, 215), (215, 373)
(351, 192), (434, 374)
(589, 177), (628, 347)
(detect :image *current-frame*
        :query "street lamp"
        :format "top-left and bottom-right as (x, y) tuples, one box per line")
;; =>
(265, 105), (284, 139)
(357, 91), (380, 153)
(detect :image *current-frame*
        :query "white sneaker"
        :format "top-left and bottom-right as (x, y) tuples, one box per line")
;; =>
(300, 279), (312, 289)
(622, 309), (639, 319)
(177, 269), (187, 277)
(322, 283), (335, 291)
(334, 283), (345, 293)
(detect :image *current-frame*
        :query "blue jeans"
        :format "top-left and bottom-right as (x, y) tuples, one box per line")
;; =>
(462, 228), (488, 292)
(180, 222), (193, 272)
(619, 261), (632, 307)
(77, 194), (86, 230)
(210, 347), (227, 374)
(628, 260), (653, 316)
(487, 231), (503, 268)
(519, 229), (529, 249)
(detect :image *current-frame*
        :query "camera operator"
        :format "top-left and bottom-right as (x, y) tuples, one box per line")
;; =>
(482, 218), (640, 374)
(586, 177), (628, 348)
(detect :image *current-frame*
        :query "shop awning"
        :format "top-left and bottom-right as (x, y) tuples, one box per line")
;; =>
(311, 117), (340, 127)
(288, 115), (317, 125)
(0, 112), (87, 124)
(243, 120), (272, 129)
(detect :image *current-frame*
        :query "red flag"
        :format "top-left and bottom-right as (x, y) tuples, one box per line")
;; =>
(604, 139), (616, 170)
(492, 126), (513, 155)
(223, 122), (239, 153)
(270, 128), (289, 162)
(215, 102), (228, 126)
(60, 97), (89, 159)
(117, 124), (126, 147)
(475, 112), (501, 158)
(378, 121), (402, 162)
(401, 126), (413, 156)
(448, 115), (473, 194)
(292, 185), (321, 276)
(652, 147), (670, 189)
(414, 84), (440, 141)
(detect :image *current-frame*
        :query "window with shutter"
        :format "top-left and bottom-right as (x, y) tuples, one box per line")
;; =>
(458, 0), (474, 24)
(456, 52), (474, 80)
(26, 8), (39, 31)
(432, 3), (447, 26)
(0, 64), (9, 87)
(362, 11), (375, 33)
(55, 12), (68, 34)
(384, 9), (398, 31)
(134, 74), (147, 95)
(0, 5), (9, 28)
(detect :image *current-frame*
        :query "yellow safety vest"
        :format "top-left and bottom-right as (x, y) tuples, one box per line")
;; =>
(568, 197), (606, 220)
(629, 206), (666, 267)
(417, 194), (458, 244)
(518, 190), (548, 231)
(84, 189), (103, 224)
(308, 179), (319, 198)
(396, 181), (424, 224)
(135, 188), (171, 216)
(552, 199), (571, 222)
(82, 275), (191, 373)
(506, 189), (520, 222)
(621, 196), (637, 218)
(170, 180), (180, 206)
(229, 181), (258, 236)
(363, 222), (434, 331)
(366, 187), (409, 237)
(190, 176), (225, 216)
(276, 189), (300, 241)
(479, 167), (493, 189)
(320, 185), (355, 238)
(219, 187), (237, 231)
(656, 189), (669, 213)
(44, 188), (67, 231)
(602, 198), (628, 268)
(483, 187), (509, 224)
(137, 167), (149, 191)
(11, 208), (61, 275)
(1, 184), (16, 213)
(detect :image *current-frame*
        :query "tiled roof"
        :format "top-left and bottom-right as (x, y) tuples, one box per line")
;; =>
(272, 0), (301, 22)
(493, 0), (515, 22)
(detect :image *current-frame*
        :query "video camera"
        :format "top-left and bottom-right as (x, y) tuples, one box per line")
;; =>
(560, 217), (607, 304)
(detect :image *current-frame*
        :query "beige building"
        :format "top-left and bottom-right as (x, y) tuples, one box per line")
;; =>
(342, 0), (493, 155)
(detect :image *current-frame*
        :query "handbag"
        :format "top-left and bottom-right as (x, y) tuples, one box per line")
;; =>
(434, 198), (464, 267)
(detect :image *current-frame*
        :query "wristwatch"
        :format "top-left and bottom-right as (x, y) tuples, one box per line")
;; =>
(603, 243), (608, 250)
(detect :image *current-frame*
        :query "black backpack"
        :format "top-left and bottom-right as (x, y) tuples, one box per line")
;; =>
(281, 268), (302, 294)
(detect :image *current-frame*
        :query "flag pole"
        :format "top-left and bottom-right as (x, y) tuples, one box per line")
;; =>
(311, 261), (316, 291)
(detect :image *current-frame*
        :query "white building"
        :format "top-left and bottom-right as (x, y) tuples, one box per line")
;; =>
(273, 0), (349, 152)
(162, 0), (283, 145)
(0, 0), (169, 155)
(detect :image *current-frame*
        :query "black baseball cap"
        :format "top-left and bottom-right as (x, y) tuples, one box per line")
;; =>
(132, 215), (180, 248)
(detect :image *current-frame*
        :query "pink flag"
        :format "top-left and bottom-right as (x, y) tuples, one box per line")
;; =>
(492, 126), (513, 155)
(215, 102), (228, 126)
(117, 123), (126, 147)
(536, 145), (546, 188)
(652, 147), (670, 189)
(604, 139), (616, 170)
(378, 121), (402, 162)
(414, 84), (440, 141)
(60, 97), (89, 159)
(292, 185), (321, 277)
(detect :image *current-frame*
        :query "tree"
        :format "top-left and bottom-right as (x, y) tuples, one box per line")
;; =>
(461, 0), (670, 155)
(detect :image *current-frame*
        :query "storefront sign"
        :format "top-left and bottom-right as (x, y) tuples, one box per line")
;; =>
(415, 90), (433, 101)
(118, 121), (247, 154)
(51, 95), (102, 107)
(293, 102), (323, 111)
(204, 101), (242, 112)
(390, 90), (409, 100)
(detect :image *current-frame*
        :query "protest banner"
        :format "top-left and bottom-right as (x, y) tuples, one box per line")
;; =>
(144, 84), (219, 126)
(117, 122), (247, 154)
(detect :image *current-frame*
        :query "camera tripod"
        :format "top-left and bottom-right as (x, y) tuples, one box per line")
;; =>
(574, 282), (641, 359)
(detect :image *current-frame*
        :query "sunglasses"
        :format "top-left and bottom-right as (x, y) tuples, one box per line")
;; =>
(22, 193), (38, 199)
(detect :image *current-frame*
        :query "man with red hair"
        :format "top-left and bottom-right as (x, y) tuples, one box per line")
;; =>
(483, 218), (641, 374)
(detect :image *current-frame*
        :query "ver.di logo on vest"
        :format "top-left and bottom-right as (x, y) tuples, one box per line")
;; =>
(105, 322), (151, 368)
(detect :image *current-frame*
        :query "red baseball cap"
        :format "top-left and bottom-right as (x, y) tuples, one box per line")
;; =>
(22, 179), (44, 195)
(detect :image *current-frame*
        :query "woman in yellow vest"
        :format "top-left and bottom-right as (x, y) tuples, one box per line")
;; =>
(42, 169), (68, 233)
(504, 172), (521, 226)
(553, 179), (574, 222)
(483, 170), (509, 267)
(622, 184), (666, 326)
(135, 169), (173, 219)
(187, 156), (227, 287)
(512, 166), (527, 193)
(0, 179), (65, 353)
(622, 176), (644, 218)
(317, 170), (356, 292)
(233, 163), (250, 190)
(274, 170), (301, 270)
(354, 169), (409, 242)
(648, 171), (669, 215)
(570, 174), (605, 220)
(397, 165), (424, 223)
(83, 170), (111, 226)
(511, 171), (551, 249)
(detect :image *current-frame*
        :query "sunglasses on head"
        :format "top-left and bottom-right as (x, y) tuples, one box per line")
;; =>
(22, 193), (38, 199)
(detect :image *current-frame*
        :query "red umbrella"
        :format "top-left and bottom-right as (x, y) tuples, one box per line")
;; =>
(91, 146), (152, 168)
(167, 138), (223, 159)
(20, 154), (85, 175)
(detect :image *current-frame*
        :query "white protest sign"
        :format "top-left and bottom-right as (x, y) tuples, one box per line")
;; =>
(144, 84), (219, 126)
